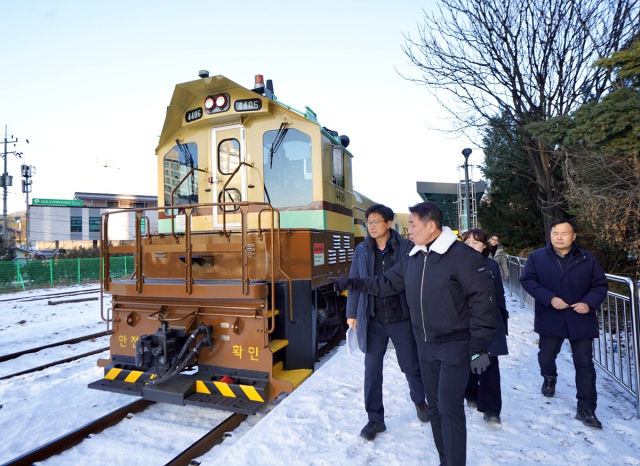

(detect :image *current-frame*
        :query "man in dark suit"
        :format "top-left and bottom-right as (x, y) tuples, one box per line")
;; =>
(334, 202), (496, 466)
(520, 219), (608, 428)
(346, 204), (428, 441)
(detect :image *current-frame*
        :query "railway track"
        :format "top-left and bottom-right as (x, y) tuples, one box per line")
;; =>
(2, 400), (154, 466)
(0, 326), (344, 464)
(2, 400), (247, 466)
(0, 330), (110, 363)
(0, 346), (109, 380)
(0, 287), (101, 304)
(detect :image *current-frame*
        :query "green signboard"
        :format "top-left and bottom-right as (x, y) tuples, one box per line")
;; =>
(33, 198), (83, 207)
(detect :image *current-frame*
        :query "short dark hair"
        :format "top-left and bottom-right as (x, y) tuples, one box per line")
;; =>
(365, 204), (394, 223)
(462, 229), (490, 257)
(550, 218), (577, 233)
(408, 201), (443, 229)
(489, 233), (500, 240)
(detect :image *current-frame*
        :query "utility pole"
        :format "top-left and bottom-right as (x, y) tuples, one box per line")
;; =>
(1, 125), (27, 247)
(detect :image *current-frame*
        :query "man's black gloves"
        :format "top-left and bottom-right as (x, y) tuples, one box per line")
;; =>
(470, 353), (490, 374)
(328, 276), (359, 293)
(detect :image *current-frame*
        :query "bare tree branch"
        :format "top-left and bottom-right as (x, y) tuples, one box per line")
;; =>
(401, 0), (639, 234)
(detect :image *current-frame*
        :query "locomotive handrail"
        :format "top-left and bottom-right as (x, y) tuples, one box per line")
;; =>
(220, 161), (254, 239)
(100, 199), (289, 335)
(169, 166), (208, 242)
(258, 207), (293, 325)
(135, 210), (143, 293)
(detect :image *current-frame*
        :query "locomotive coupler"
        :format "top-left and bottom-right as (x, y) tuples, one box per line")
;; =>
(148, 322), (214, 385)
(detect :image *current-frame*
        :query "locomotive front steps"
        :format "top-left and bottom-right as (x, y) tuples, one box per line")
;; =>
(269, 341), (313, 390)
(268, 339), (288, 353)
(271, 360), (313, 390)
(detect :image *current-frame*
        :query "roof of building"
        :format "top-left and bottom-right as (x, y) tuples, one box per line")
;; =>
(74, 192), (158, 202)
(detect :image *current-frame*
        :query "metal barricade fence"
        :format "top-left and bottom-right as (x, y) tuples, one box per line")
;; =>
(505, 254), (640, 418)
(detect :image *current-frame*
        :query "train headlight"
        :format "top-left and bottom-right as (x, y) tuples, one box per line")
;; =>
(204, 92), (230, 114)
(204, 96), (216, 110)
(215, 94), (227, 108)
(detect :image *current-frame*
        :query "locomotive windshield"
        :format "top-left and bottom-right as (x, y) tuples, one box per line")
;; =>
(263, 128), (312, 208)
(163, 142), (199, 207)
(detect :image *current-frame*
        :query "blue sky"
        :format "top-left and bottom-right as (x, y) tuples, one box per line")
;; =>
(0, 0), (484, 216)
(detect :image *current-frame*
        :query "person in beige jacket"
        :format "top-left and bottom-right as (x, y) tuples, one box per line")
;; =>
(488, 234), (509, 280)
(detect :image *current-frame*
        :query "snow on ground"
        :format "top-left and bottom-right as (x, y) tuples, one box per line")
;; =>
(207, 295), (640, 466)
(1, 284), (103, 353)
(1, 286), (639, 465)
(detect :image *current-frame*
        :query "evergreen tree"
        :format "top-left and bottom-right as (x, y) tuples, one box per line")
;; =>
(478, 115), (545, 254)
(528, 39), (640, 273)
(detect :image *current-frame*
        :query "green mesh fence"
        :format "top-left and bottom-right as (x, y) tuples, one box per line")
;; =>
(0, 256), (135, 293)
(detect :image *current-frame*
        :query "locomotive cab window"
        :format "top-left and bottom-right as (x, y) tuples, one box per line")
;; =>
(218, 138), (240, 175)
(331, 145), (345, 188)
(263, 128), (312, 208)
(163, 142), (199, 209)
(218, 187), (242, 212)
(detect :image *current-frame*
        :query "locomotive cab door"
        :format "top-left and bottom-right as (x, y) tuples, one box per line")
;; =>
(212, 124), (246, 229)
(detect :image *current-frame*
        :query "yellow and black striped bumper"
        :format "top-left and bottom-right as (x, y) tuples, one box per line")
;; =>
(89, 365), (269, 414)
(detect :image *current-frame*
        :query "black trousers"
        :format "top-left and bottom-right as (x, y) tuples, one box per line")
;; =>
(538, 336), (597, 411)
(465, 356), (502, 415)
(415, 337), (469, 466)
(364, 319), (426, 423)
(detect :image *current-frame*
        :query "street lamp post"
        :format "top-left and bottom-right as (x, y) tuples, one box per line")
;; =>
(462, 148), (472, 231)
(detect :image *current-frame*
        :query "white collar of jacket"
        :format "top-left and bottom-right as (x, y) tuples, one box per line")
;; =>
(409, 226), (458, 256)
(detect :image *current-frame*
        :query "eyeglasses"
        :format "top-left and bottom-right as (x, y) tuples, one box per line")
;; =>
(365, 220), (385, 227)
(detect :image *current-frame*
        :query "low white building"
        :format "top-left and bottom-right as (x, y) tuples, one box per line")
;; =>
(28, 193), (158, 250)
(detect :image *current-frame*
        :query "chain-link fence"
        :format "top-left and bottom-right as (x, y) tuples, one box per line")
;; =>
(0, 257), (135, 292)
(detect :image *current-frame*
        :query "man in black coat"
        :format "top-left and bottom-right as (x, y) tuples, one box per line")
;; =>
(346, 204), (428, 441)
(520, 219), (608, 429)
(335, 202), (496, 466)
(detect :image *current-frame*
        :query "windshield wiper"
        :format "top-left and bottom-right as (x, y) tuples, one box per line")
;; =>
(269, 122), (290, 169)
(176, 139), (197, 202)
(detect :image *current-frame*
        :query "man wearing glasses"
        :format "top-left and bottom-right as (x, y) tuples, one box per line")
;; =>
(346, 204), (429, 441)
(334, 202), (496, 466)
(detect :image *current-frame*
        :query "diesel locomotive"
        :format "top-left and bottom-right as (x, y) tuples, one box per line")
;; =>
(89, 72), (407, 414)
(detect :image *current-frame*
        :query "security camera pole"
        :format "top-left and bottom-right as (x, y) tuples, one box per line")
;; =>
(462, 148), (472, 231)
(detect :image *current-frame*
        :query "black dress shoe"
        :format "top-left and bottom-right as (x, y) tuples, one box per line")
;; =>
(576, 408), (602, 429)
(483, 411), (501, 424)
(415, 402), (430, 422)
(360, 421), (386, 440)
(541, 376), (557, 397)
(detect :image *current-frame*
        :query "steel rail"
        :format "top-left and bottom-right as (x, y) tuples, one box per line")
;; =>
(0, 346), (109, 380)
(1, 400), (153, 466)
(163, 413), (248, 466)
(0, 331), (110, 363)
(0, 287), (101, 303)
(48, 296), (99, 305)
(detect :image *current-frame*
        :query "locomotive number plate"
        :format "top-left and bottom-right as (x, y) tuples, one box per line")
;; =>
(185, 107), (203, 122)
(234, 98), (262, 112)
